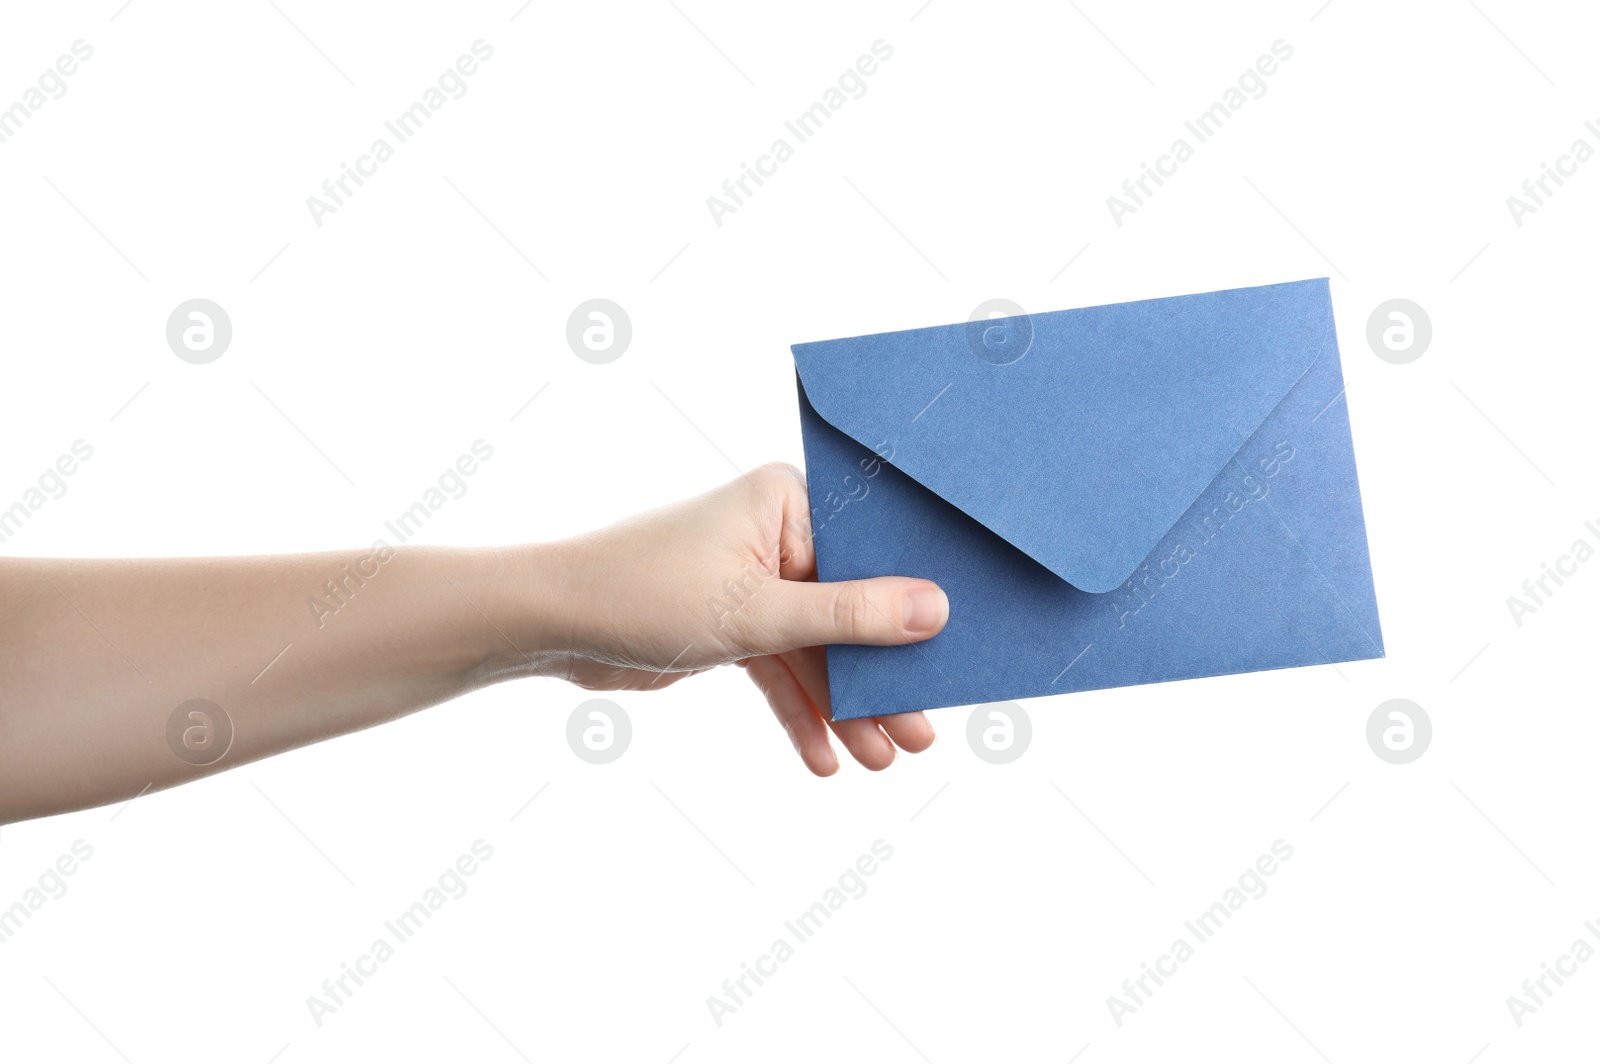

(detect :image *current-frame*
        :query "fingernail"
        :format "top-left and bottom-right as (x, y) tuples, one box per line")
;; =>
(901, 585), (948, 634)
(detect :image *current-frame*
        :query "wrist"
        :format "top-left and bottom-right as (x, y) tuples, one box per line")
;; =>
(463, 541), (585, 683)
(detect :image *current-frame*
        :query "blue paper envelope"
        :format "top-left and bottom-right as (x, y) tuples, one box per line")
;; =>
(792, 278), (1384, 720)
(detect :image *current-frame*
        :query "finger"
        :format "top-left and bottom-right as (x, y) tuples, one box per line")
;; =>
(748, 576), (949, 656)
(775, 645), (832, 716)
(780, 647), (897, 772)
(741, 655), (838, 776)
(732, 464), (812, 582)
(828, 716), (898, 771)
(772, 464), (820, 583)
(878, 711), (936, 754)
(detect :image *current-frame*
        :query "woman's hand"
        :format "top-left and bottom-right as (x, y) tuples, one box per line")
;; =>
(537, 463), (949, 774)
(0, 463), (949, 824)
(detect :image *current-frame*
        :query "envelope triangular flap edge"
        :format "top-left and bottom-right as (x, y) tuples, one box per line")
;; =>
(792, 279), (1334, 594)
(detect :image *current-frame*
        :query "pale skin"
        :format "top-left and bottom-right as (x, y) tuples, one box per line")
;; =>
(0, 463), (950, 826)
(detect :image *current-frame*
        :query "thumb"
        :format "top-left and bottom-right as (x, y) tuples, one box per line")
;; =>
(748, 577), (949, 655)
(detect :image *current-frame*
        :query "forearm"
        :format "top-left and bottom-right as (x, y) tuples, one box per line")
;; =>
(0, 466), (946, 821)
(0, 545), (571, 824)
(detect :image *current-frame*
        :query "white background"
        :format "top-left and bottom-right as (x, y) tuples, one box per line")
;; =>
(1, 1), (1596, 1060)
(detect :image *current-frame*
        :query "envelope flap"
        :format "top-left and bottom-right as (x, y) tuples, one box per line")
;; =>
(791, 279), (1334, 593)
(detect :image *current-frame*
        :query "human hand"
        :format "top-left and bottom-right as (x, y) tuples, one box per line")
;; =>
(0, 463), (945, 823)
(538, 463), (949, 774)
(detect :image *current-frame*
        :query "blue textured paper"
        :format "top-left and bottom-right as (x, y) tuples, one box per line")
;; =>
(793, 278), (1384, 720)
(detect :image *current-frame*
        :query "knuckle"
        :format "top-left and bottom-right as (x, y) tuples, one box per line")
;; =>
(828, 582), (877, 641)
(756, 461), (806, 493)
